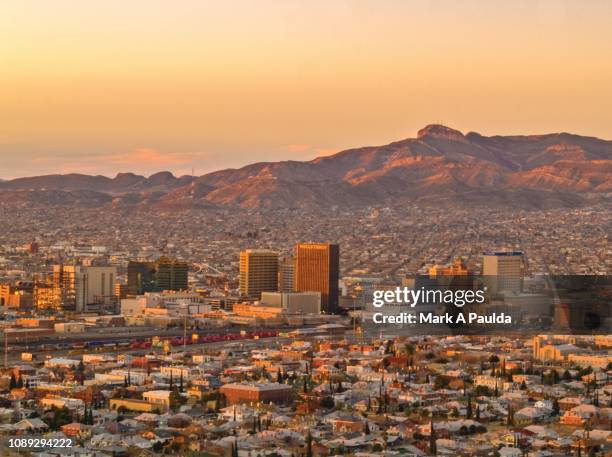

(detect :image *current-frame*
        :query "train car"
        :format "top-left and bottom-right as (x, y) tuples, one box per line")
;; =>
(87, 341), (104, 349)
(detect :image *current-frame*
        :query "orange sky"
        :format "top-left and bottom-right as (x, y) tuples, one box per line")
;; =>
(1, 0), (611, 178)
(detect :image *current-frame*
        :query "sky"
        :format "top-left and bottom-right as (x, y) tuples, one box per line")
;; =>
(1, 0), (612, 179)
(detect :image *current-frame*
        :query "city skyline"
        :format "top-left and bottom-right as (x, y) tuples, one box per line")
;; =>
(0, 2), (609, 454)
(2, 0), (612, 178)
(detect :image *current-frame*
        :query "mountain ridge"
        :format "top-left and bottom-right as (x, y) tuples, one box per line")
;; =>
(2, 125), (611, 209)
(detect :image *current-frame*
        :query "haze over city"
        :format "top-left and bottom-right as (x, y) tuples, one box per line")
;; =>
(2, 0), (612, 178)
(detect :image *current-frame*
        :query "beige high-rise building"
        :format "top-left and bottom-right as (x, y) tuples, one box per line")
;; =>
(239, 249), (279, 301)
(85, 266), (117, 310)
(482, 251), (524, 294)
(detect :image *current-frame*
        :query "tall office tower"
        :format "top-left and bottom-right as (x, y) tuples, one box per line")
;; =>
(52, 265), (118, 312)
(155, 257), (189, 291)
(127, 258), (188, 294)
(278, 256), (295, 293)
(482, 251), (524, 294)
(53, 265), (85, 311)
(239, 249), (279, 301)
(295, 243), (340, 314)
(127, 261), (157, 295)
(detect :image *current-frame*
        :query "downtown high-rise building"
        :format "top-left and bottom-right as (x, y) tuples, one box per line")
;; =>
(127, 257), (188, 294)
(295, 242), (339, 314)
(52, 264), (117, 312)
(482, 251), (524, 294)
(155, 257), (189, 291)
(239, 249), (279, 301)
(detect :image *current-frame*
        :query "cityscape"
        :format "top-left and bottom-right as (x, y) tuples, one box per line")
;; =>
(0, 199), (610, 456)
(1, 1), (612, 456)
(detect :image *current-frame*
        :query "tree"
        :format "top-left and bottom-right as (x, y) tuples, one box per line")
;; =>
(466, 395), (473, 419)
(78, 360), (85, 377)
(169, 389), (181, 412)
(385, 340), (394, 354)
(405, 343), (415, 356)
(552, 398), (560, 416)
(550, 370), (560, 385)
(429, 419), (437, 455)
(507, 405), (514, 426)
(305, 431), (313, 457)
(488, 355), (500, 369)
(47, 406), (71, 431)
(474, 385), (491, 397)
(434, 376), (448, 390)
(88, 405), (94, 425)
(320, 396), (334, 409)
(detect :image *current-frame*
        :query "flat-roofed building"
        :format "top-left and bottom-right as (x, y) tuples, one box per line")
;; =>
(295, 243), (339, 314)
(142, 390), (172, 411)
(220, 382), (293, 405)
(260, 291), (321, 314)
(239, 249), (279, 301)
(482, 251), (524, 294)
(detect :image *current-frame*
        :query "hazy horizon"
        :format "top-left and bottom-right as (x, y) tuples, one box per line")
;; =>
(2, 0), (612, 178)
(2, 122), (612, 181)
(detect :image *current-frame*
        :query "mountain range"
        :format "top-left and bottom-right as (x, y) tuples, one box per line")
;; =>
(2, 125), (611, 209)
